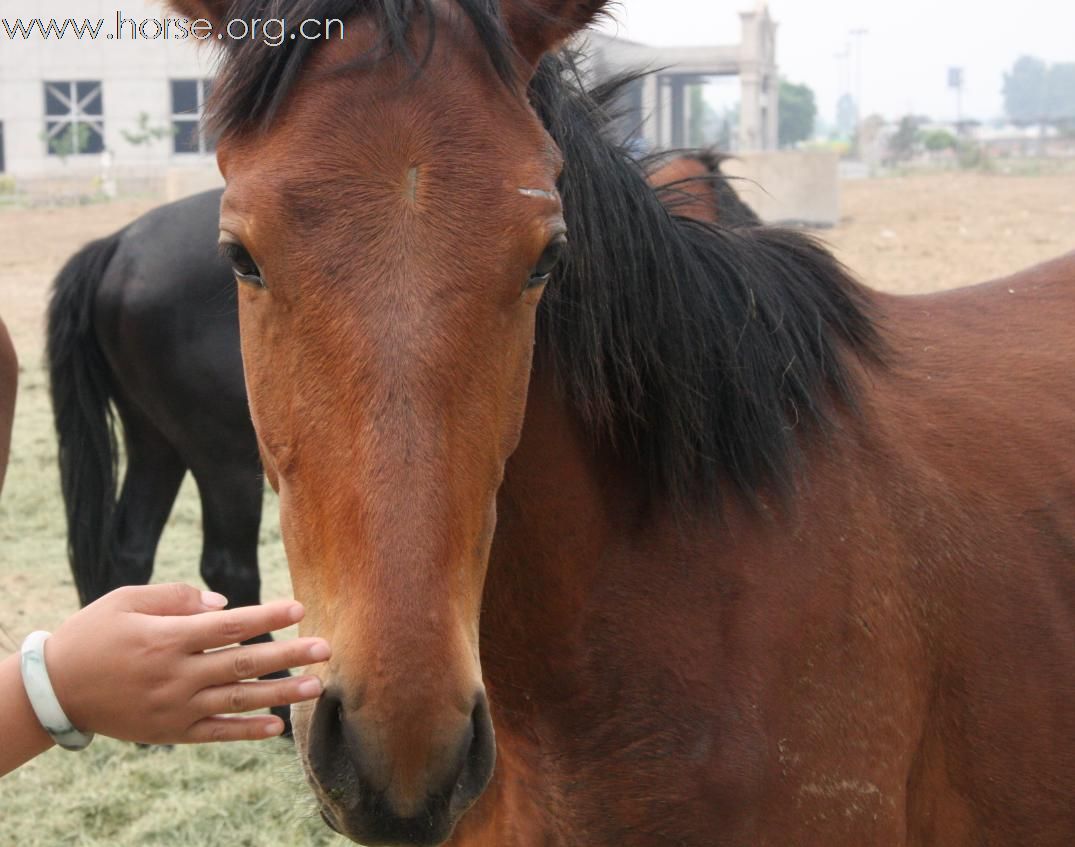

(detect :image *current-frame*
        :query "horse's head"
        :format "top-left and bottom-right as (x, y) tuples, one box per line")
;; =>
(168, 1), (606, 843)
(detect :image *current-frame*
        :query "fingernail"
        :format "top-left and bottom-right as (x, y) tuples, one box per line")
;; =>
(308, 640), (330, 662)
(288, 603), (305, 623)
(297, 678), (323, 698)
(201, 591), (228, 608)
(263, 718), (284, 737)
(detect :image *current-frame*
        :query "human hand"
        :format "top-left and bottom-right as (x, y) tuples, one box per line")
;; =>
(42, 583), (329, 745)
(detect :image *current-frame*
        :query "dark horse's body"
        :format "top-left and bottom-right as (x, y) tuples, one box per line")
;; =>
(47, 189), (259, 607)
(46, 153), (754, 607)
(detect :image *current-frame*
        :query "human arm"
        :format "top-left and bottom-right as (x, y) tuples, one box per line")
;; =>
(1, 583), (329, 777)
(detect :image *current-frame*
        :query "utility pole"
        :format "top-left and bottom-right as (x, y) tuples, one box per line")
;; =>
(849, 28), (869, 125)
(948, 67), (964, 134)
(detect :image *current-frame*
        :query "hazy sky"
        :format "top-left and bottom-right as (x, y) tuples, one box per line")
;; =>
(596, 1), (1075, 123)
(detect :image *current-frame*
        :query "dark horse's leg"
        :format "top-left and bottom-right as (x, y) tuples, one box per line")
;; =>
(190, 459), (292, 730)
(110, 401), (187, 589)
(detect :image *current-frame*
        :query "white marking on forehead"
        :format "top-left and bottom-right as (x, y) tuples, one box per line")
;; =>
(518, 188), (558, 200)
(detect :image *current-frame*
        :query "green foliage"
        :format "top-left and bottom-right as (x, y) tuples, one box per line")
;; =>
(1004, 55), (1075, 125)
(956, 140), (991, 172)
(43, 124), (91, 162)
(778, 80), (817, 148)
(922, 129), (957, 152)
(122, 113), (175, 148)
(835, 93), (858, 139)
(888, 115), (925, 162)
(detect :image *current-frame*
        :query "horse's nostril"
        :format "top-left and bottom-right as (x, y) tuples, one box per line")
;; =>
(304, 687), (496, 844)
(306, 689), (350, 791)
(450, 692), (496, 817)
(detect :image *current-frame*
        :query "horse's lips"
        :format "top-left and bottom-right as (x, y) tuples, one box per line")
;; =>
(319, 807), (343, 834)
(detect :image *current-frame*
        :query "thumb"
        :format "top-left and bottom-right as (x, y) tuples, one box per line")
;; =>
(111, 583), (229, 617)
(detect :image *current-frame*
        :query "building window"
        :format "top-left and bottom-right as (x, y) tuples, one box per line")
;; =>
(171, 79), (215, 155)
(44, 81), (105, 156)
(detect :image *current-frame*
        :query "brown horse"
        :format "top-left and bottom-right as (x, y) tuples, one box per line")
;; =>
(647, 150), (760, 227)
(171, 1), (1074, 845)
(0, 316), (16, 498)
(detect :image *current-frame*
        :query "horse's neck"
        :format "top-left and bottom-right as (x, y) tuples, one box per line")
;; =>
(485, 360), (628, 673)
(483, 359), (739, 707)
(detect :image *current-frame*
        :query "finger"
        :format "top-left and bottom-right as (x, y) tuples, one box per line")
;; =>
(108, 583), (228, 617)
(197, 637), (331, 686)
(184, 714), (286, 744)
(193, 676), (324, 717)
(178, 600), (305, 651)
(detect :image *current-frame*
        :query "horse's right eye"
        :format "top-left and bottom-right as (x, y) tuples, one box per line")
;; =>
(220, 242), (265, 288)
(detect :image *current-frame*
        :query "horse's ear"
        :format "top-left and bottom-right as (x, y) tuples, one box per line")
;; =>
(166, 1), (232, 27)
(504, 0), (610, 69)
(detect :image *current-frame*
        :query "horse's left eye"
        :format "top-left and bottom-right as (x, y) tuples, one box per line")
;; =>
(220, 242), (265, 288)
(526, 235), (568, 289)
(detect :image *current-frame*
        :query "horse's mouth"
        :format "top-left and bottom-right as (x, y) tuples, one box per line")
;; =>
(319, 806), (342, 835)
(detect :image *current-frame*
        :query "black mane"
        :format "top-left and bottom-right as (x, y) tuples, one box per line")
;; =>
(208, 7), (883, 509)
(530, 56), (881, 507)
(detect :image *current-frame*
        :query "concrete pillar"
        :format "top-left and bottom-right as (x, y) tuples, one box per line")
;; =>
(657, 76), (673, 149)
(641, 73), (661, 151)
(764, 74), (780, 149)
(739, 70), (761, 152)
(739, 3), (779, 152)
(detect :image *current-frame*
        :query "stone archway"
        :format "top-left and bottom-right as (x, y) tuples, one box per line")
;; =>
(581, 2), (779, 153)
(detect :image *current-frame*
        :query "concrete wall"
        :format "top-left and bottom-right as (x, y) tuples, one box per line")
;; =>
(0, 0), (216, 177)
(721, 151), (840, 228)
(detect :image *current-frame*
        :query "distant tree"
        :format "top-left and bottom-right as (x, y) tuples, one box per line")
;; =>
(1049, 63), (1075, 131)
(834, 93), (858, 139)
(1004, 56), (1049, 124)
(687, 86), (720, 148)
(122, 112), (174, 148)
(1004, 55), (1075, 126)
(41, 124), (91, 162)
(778, 80), (817, 147)
(888, 115), (926, 162)
(922, 129), (957, 151)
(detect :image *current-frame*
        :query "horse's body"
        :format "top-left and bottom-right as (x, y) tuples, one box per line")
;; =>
(467, 258), (1075, 846)
(159, 1), (1073, 843)
(646, 151), (760, 227)
(0, 316), (17, 497)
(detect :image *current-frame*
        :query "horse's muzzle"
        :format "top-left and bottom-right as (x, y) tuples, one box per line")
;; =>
(303, 687), (496, 846)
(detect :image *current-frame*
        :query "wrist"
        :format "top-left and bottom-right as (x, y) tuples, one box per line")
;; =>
(0, 652), (53, 776)
(21, 632), (94, 751)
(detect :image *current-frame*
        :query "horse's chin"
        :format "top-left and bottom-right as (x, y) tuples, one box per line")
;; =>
(293, 706), (460, 847)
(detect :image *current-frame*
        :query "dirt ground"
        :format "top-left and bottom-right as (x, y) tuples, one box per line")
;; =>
(0, 169), (1072, 845)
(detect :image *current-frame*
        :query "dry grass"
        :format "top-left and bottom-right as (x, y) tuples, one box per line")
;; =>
(0, 170), (1072, 844)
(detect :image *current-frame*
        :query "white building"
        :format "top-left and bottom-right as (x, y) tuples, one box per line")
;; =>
(0, 1), (778, 191)
(0, 0), (217, 189)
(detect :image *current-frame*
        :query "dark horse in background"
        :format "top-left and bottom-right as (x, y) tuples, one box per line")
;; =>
(46, 149), (755, 608)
